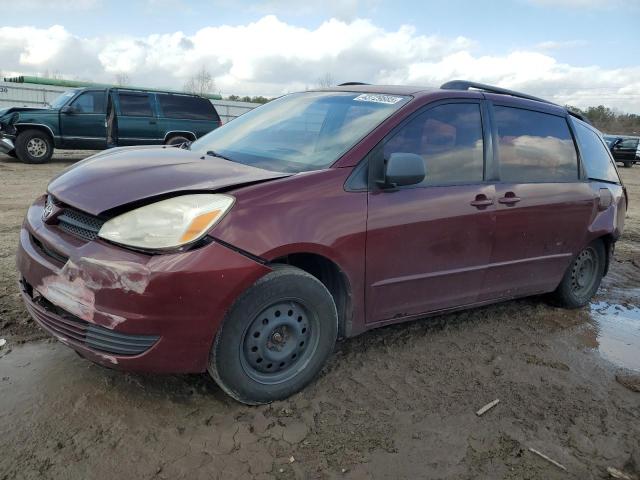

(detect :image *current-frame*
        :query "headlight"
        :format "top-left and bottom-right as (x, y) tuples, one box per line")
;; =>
(98, 194), (234, 250)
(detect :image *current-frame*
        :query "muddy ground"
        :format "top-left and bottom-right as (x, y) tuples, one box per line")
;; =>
(0, 152), (639, 480)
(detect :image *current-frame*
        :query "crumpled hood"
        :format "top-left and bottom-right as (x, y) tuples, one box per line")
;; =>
(0, 106), (51, 119)
(48, 146), (292, 215)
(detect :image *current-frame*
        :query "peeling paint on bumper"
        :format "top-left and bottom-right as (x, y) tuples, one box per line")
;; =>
(17, 195), (272, 373)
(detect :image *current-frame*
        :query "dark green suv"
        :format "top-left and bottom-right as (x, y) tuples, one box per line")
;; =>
(0, 87), (221, 163)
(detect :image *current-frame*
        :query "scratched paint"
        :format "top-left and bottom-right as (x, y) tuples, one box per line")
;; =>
(62, 257), (151, 294)
(38, 275), (96, 321)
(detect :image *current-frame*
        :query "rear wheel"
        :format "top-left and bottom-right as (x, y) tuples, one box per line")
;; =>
(165, 135), (191, 147)
(208, 265), (338, 405)
(15, 129), (53, 164)
(553, 240), (605, 308)
(623, 161), (632, 168)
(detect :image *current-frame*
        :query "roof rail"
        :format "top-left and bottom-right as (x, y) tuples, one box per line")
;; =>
(338, 82), (370, 86)
(440, 80), (591, 125)
(440, 80), (555, 105)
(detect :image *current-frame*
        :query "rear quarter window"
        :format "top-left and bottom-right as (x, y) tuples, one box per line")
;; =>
(574, 122), (620, 183)
(494, 106), (578, 182)
(158, 94), (220, 121)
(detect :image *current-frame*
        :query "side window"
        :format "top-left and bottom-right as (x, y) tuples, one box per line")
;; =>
(494, 106), (578, 182)
(70, 91), (105, 114)
(119, 93), (154, 117)
(620, 138), (638, 149)
(383, 103), (484, 185)
(157, 94), (219, 121)
(574, 122), (620, 183)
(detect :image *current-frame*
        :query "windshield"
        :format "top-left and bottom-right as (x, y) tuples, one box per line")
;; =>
(190, 91), (410, 172)
(50, 90), (78, 109)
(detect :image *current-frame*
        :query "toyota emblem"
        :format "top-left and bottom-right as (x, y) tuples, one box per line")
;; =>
(42, 198), (54, 221)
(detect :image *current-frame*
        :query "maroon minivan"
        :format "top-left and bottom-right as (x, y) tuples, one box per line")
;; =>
(17, 81), (626, 404)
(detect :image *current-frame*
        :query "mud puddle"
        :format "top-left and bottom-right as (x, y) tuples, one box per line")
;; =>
(587, 301), (640, 371)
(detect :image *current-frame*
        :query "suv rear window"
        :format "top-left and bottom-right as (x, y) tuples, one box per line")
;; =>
(158, 94), (219, 121)
(119, 93), (153, 117)
(574, 122), (620, 183)
(494, 106), (578, 182)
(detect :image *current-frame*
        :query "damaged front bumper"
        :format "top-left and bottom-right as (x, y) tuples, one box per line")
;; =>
(0, 136), (14, 154)
(17, 195), (272, 373)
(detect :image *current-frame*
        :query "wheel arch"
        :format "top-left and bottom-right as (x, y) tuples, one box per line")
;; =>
(163, 130), (196, 143)
(597, 233), (616, 276)
(15, 123), (56, 144)
(270, 251), (353, 338)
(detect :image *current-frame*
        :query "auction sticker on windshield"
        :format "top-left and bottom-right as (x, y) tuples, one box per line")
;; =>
(354, 93), (404, 104)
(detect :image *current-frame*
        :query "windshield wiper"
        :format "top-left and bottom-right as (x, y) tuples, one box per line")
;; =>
(206, 150), (233, 161)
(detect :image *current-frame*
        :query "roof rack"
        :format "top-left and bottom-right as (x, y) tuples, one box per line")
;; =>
(440, 80), (555, 105)
(440, 80), (590, 124)
(338, 82), (370, 86)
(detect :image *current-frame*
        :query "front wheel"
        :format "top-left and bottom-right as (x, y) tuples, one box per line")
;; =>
(553, 240), (606, 308)
(15, 129), (53, 164)
(623, 161), (632, 168)
(209, 265), (338, 404)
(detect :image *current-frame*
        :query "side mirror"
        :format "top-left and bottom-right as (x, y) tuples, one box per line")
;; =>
(383, 152), (425, 188)
(612, 138), (623, 148)
(61, 105), (76, 114)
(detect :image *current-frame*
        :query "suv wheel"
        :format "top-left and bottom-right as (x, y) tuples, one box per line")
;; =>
(208, 265), (338, 405)
(165, 135), (191, 147)
(15, 129), (53, 164)
(623, 161), (632, 168)
(553, 240), (605, 308)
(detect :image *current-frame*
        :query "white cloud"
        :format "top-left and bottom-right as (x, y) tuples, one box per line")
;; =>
(535, 40), (588, 50)
(0, 17), (639, 112)
(19, 0), (102, 9)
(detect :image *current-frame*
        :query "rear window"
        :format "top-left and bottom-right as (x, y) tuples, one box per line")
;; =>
(119, 93), (153, 117)
(574, 122), (620, 183)
(158, 94), (219, 121)
(494, 106), (578, 182)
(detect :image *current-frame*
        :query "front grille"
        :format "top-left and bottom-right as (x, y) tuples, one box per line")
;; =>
(57, 207), (105, 242)
(20, 279), (158, 356)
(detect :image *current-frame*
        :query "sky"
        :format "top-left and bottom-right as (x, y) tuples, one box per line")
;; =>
(1, 0), (640, 112)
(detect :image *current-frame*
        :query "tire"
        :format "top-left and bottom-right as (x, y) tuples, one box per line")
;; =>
(15, 129), (53, 164)
(623, 161), (632, 168)
(553, 240), (606, 309)
(165, 135), (191, 147)
(208, 265), (338, 405)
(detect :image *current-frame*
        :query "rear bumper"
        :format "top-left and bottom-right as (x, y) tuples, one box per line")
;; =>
(17, 195), (271, 373)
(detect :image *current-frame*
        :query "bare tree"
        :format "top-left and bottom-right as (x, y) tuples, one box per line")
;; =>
(184, 66), (215, 96)
(316, 73), (334, 88)
(114, 72), (130, 86)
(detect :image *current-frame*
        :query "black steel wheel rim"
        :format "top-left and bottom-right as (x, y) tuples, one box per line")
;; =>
(240, 299), (319, 385)
(571, 247), (598, 296)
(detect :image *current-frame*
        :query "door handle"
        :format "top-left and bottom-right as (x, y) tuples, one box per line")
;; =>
(470, 194), (494, 208)
(498, 192), (521, 205)
(149, 120), (157, 125)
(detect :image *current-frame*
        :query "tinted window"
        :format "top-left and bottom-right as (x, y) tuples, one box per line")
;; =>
(119, 93), (153, 116)
(383, 103), (484, 185)
(620, 138), (639, 149)
(494, 106), (577, 182)
(574, 122), (620, 183)
(158, 94), (219, 121)
(70, 91), (105, 114)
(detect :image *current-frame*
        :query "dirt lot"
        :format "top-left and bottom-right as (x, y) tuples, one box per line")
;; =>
(0, 152), (639, 480)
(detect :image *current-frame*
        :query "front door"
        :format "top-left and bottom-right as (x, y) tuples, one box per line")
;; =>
(115, 92), (160, 145)
(60, 90), (107, 149)
(479, 104), (596, 301)
(366, 102), (496, 324)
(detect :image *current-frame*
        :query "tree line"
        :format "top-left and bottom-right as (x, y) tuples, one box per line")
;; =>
(567, 105), (640, 136)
